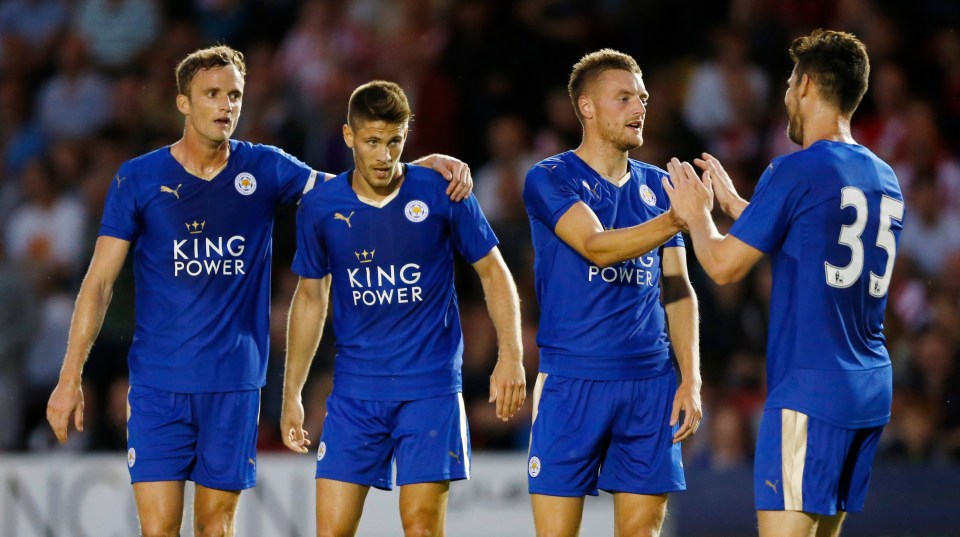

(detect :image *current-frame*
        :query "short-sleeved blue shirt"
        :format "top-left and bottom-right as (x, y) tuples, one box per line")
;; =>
(100, 140), (316, 392)
(292, 164), (499, 401)
(523, 151), (683, 380)
(730, 141), (904, 427)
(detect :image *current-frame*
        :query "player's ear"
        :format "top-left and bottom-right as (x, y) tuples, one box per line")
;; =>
(579, 95), (594, 120)
(176, 93), (191, 116)
(342, 123), (354, 149)
(798, 73), (813, 99)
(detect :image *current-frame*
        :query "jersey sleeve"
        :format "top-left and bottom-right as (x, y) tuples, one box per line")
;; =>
(522, 164), (581, 230)
(291, 196), (331, 278)
(450, 193), (500, 264)
(728, 159), (807, 254)
(98, 164), (140, 241)
(272, 147), (318, 204)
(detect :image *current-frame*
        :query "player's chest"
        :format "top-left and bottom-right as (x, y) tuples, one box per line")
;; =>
(575, 178), (662, 228)
(322, 201), (448, 264)
(141, 173), (274, 236)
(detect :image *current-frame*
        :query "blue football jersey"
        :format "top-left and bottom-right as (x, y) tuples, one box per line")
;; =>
(730, 140), (904, 428)
(523, 151), (684, 380)
(100, 140), (316, 392)
(292, 164), (499, 401)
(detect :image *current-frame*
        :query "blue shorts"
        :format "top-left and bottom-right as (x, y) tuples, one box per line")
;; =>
(315, 392), (470, 490)
(754, 408), (883, 515)
(527, 371), (685, 497)
(126, 385), (260, 491)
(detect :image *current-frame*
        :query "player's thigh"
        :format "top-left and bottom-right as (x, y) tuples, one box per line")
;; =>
(315, 478), (370, 537)
(315, 394), (395, 489)
(755, 408), (881, 516)
(612, 492), (668, 537)
(394, 393), (470, 486)
(815, 512), (847, 537)
(192, 390), (260, 491)
(193, 484), (241, 537)
(528, 374), (614, 496)
(599, 371), (685, 496)
(127, 385), (196, 484)
(398, 481), (450, 536)
(132, 481), (185, 537)
(757, 510), (818, 537)
(530, 494), (585, 537)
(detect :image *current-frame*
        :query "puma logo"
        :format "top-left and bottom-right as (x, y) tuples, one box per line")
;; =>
(334, 211), (355, 228)
(448, 450), (460, 464)
(161, 184), (182, 199)
(582, 180), (601, 199)
(765, 479), (779, 494)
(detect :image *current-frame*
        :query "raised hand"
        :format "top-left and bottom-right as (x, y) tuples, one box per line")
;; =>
(693, 152), (747, 219)
(662, 158), (714, 225)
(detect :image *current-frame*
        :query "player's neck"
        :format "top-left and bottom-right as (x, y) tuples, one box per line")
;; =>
(171, 131), (231, 181)
(351, 168), (405, 204)
(573, 139), (629, 183)
(801, 108), (856, 148)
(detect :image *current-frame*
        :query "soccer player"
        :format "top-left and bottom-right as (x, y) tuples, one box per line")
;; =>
(663, 29), (903, 537)
(44, 46), (473, 537)
(280, 80), (526, 537)
(522, 49), (702, 536)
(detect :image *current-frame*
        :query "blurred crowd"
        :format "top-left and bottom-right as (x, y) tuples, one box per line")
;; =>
(1, 0), (958, 471)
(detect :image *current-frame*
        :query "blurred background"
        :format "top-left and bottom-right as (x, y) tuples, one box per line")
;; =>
(0, 0), (958, 534)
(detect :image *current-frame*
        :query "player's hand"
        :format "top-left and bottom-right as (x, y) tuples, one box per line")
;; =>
(489, 354), (526, 421)
(666, 206), (688, 233)
(47, 377), (84, 444)
(670, 380), (702, 443)
(280, 396), (311, 454)
(693, 152), (745, 218)
(427, 154), (473, 201)
(663, 158), (713, 225)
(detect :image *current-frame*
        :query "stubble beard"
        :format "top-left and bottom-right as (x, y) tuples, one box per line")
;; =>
(786, 100), (803, 145)
(607, 124), (643, 152)
(787, 117), (803, 146)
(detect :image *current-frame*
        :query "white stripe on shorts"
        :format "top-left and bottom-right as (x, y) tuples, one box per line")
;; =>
(781, 409), (809, 511)
(458, 393), (471, 479)
(531, 372), (548, 425)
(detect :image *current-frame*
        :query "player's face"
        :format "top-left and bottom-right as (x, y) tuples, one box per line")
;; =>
(587, 69), (648, 151)
(784, 68), (803, 145)
(344, 119), (408, 195)
(180, 65), (244, 145)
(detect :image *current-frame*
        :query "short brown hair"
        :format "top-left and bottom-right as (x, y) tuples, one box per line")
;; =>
(789, 29), (870, 115)
(347, 80), (412, 127)
(175, 45), (246, 96)
(567, 49), (642, 123)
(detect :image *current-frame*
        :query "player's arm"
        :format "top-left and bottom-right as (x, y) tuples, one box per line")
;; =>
(280, 275), (331, 454)
(47, 236), (130, 444)
(661, 246), (702, 443)
(410, 154), (473, 201)
(471, 247), (526, 421)
(663, 159), (764, 284)
(554, 203), (684, 268)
